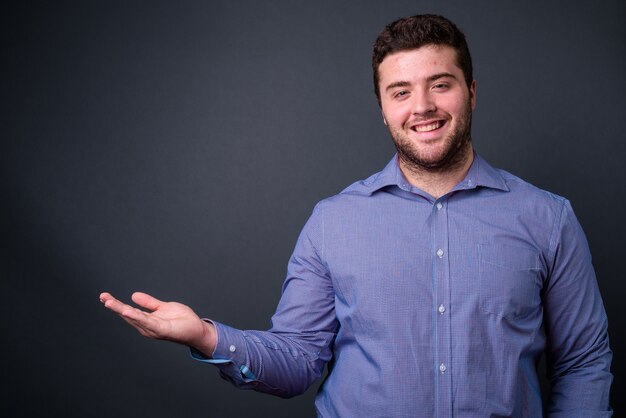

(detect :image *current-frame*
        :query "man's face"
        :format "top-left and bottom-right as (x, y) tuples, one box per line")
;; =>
(378, 45), (476, 172)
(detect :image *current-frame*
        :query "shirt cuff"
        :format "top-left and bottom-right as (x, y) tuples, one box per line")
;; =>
(188, 319), (247, 365)
(189, 319), (258, 382)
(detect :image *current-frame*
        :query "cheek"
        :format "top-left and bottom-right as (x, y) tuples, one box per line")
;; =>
(382, 103), (411, 126)
(441, 95), (472, 117)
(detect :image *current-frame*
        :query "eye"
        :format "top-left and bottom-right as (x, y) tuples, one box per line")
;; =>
(433, 83), (449, 91)
(394, 90), (410, 99)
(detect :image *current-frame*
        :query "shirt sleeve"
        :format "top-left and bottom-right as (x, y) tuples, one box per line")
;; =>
(190, 204), (338, 398)
(543, 200), (613, 417)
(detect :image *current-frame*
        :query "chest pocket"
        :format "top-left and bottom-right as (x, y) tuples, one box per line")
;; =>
(478, 244), (541, 320)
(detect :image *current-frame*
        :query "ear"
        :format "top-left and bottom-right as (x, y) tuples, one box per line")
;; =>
(381, 111), (388, 126)
(469, 80), (477, 110)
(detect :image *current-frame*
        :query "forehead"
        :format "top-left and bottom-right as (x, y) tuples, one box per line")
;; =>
(378, 45), (463, 84)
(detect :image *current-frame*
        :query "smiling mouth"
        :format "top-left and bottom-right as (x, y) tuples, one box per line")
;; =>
(411, 120), (445, 132)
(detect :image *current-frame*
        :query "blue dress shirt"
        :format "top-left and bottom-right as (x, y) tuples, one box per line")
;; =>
(192, 154), (612, 417)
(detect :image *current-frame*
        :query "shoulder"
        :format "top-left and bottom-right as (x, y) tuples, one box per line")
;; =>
(312, 169), (392, 214)
(500, 169), (565, 203)
(473, 154), (573, 228)
(310, 166), (383, 204)
(481, 156), (566, 208)
(491, 167), (574, 231)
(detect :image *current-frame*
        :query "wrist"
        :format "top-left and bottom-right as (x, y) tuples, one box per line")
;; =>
(191, 319), (217, 358)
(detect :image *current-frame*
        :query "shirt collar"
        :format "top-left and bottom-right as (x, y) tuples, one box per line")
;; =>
(360, 152), (509, 196)
(457, 152), (509, 192)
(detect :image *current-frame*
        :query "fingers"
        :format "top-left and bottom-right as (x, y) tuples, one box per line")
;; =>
(100, 292), (131, 315)
(100, 291), (165, 320)
(100, 292), (161, 335)
(131, 292), (165, 311)
(100, 292), (148, 319)
(99, 292), (114, 303)
(99, 291), (163, 313)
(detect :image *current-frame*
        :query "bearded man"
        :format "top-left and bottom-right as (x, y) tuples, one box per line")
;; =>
(101, 14), (612, 417)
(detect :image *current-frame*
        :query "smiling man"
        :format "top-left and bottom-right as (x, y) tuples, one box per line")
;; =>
(101, 14), (612, 417)
(378, 44), (475, 197)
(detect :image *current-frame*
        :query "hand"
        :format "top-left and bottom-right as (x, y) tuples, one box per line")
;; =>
(99, 291), (217, 357)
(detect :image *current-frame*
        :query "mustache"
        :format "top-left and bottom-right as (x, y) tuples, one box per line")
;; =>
(408, 111), (448, 121)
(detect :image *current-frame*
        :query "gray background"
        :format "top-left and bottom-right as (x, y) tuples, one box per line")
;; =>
(2, 0), (624, 416)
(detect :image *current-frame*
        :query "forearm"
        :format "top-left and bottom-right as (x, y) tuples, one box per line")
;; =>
(547, 333), (613, 417)
(192, 321), (335, 398)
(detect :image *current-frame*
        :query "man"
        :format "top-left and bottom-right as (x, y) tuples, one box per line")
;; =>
(101, 14), (612, 417)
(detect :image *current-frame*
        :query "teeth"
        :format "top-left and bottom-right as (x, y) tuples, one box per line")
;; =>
(413, 121), (442, 132)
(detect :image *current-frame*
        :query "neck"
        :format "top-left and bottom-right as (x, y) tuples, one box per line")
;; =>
(399, 146), (474, 199)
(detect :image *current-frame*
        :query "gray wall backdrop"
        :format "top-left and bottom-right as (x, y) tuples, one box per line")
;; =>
(3, 1), (624, 416)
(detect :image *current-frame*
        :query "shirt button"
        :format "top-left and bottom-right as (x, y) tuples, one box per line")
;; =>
(438, 304), (446, 314)
(436, 249), (444, 258)
(229, 344), (237, 353)
(436, 202), (443, 210)
(439, 363), (447, 373)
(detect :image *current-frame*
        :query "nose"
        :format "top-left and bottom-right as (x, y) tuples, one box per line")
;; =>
(411, 90), (436, 115)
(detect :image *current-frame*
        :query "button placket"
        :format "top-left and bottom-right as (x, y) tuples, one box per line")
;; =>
(433, 197), (451, 410)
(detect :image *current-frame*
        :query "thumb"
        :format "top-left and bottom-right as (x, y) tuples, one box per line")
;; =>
(131, 292), (164, 311)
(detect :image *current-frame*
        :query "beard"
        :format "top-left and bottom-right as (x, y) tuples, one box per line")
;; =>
(388, 99), (473, 174)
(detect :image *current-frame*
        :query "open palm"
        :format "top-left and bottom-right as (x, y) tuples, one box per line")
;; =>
(100, 291), (212, 351)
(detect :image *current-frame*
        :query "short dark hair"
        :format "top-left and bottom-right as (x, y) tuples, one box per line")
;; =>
(372, 14), (473, 104)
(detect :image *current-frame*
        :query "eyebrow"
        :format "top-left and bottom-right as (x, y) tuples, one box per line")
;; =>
(385, 81), (411, 92)
(384, 73), (458, 92)
(428, 72), (458, 82)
